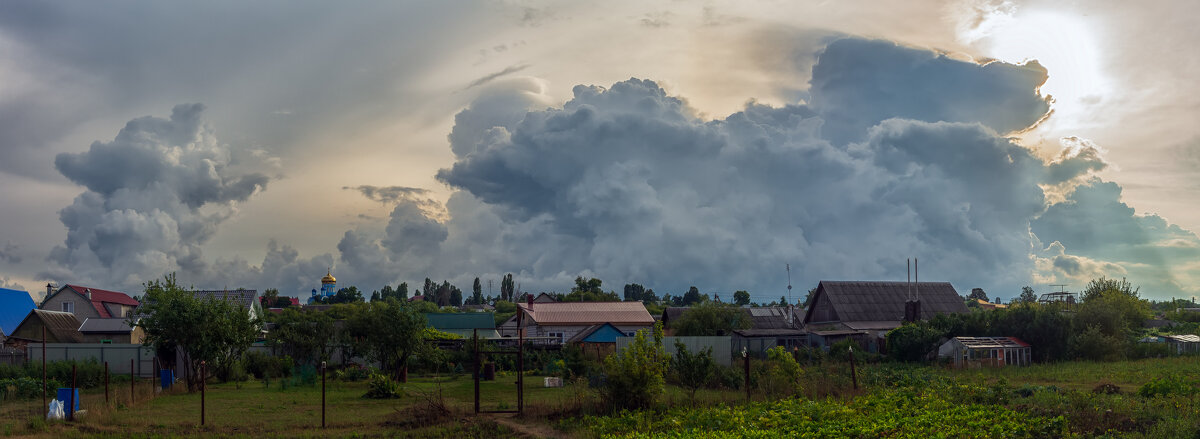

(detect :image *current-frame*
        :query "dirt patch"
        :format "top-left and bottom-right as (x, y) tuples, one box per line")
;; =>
(488, 414), (574, 439)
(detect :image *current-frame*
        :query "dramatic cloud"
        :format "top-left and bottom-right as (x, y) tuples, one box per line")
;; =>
(43, 104), (276, 288)
(345, 185), (431, 204)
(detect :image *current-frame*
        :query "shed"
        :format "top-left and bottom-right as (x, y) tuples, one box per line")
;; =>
(1161, 334), (1200, 355)
(567, 322), (626, 359)
(732, 328), (808, 357)
(4, 310), (83, 347)
(78, 318), (145, 344)
(803, 281), (968, 353)
(0, 288), (36, 337)
(938, 336), (1031, 368)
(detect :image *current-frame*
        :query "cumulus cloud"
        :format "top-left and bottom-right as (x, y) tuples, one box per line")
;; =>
(42, 104), (276, 289)
(0, 276), (27, 292)
(345, 185), (430, 204)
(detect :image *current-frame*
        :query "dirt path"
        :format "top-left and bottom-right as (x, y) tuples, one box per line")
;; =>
(488, 414), (575, 439)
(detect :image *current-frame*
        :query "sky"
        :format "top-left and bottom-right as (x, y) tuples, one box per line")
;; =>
(1, 0), (1198, 304)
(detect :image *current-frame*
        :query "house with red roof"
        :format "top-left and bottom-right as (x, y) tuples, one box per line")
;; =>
(40, 284), (140, 321)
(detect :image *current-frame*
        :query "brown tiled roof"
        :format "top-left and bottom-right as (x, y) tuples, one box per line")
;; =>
(805, 281), (968, 323)
(518, 302), (653, 326)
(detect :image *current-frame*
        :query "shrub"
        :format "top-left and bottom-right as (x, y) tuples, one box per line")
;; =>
(670, 340), (716, 399)
(242, 352), (291, 379)
(827, 338), (863, 362)
(1070, 325), (1125, 361)
(757, 346), (803, 397)
(363, 372), (402, 399)
(1138, 376), (1197, 398)
(600, 322), (669, 410)
(886, 323), (944, 362)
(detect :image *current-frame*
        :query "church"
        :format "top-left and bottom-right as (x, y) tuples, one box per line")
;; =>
(308, 270), (338, 304)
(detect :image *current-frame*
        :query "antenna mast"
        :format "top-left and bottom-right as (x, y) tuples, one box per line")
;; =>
(786, 263), (793, 305)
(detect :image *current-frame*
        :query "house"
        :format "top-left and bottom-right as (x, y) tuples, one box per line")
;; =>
(4, 310), (84, 347)
(803, 281), (969, 352)
(0, 288), (36, 337)
(567, 322), (626, 359)
(193, 289), (263, 321)
(515, 300), (654, 344)
(731, 307), (807, 356)
(425, 312), (499, 339)
(40, 284), (140, 321)
(532, 293), (558, 303)
(938, 336), (1031, 368)
(78, 318), (145, 344)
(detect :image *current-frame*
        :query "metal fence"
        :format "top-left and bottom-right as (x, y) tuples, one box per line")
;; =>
(616, 336), (732, 366)
(0, 347), (23, 365)
(25, 343), (157, 377)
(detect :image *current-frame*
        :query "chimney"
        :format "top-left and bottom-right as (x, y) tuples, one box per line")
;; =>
(85, 288), (92, 300)
(46, 283), (54, 299)
(526, 293), (534, 310)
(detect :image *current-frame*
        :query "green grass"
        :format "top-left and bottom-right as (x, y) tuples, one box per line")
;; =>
(6, 357), (1200, 437)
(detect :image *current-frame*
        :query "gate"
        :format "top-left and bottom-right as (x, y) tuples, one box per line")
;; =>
(472, 328), (524, 415)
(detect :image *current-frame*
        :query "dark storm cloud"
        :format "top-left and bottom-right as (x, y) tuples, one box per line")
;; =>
(44, 104), (276, 289)
(809, 38), (1051, 145)
(0, 243), (20, 264)
(430, 49), (1075, 295)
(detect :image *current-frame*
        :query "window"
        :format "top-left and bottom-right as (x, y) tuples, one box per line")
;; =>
(546, 332), (564, 343)
(62, 301), (74, 313)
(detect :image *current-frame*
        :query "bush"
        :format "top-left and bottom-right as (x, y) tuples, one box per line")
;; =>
(827, 339), (863, 362)
(600, 323), (669, 410)
(1071, 325), (1125, 361)
(670, 340), (716, 399)
(757, 346), (803, 397)
(242, 352), (292, 379)
(363, 372), (402, 399)
(886, 323), (944, 362)
(1138, 376), (1197, 398)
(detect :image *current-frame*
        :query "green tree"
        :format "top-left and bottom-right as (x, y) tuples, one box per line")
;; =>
(733, 290), (750, 306)
(1018, 286), (1038, 304)
(324, 286), (364, 304)
(623, 283), (645, 302)
(370, 291), (381, 302)
(379, 284), (396, 301)
(803, 287), (817, 307)
(346, 299), (430, 382)
(672, 302), (752, 336)
(681, 286), (703, 306)
(500, 274), (514, 302)
(671, 340), (716, 400)
(398, 282), (409, 300)
(601, 322), (669, 409)
(885, 323), (944, 362)
(268, 308), (335, 365)
(968, 288), (989, 302)
(472, 277), (483, 305)
(260, 288), (280, 308)
(450, 286), (463, 307)
(137, 274), (260, 391)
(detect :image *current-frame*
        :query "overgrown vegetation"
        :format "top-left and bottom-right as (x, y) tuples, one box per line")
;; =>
(600, 323), (669, 409)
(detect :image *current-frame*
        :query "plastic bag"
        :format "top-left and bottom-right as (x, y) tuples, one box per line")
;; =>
(47, 399), (64, 421)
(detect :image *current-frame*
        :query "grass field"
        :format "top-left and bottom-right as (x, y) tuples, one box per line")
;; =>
(3, 357), (1200, 438)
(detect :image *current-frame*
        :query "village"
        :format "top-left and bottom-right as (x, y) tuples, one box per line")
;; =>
(2, 267), (1200, 437)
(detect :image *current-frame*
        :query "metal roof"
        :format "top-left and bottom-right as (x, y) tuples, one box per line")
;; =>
(732, 328), (807, 337)
(951, 336), (1030, 348)
(518, 302), (653, 326)
(58, 285), (139, 318)
(805, 281), (968, 323)
(1163, 334), (1200, 343)
(424, 313), (495, 330)
(10, 310), (83, 343)
(567, 323), (626, 343)
(0, 288), (36, 336)
(78, 318), (137, 334)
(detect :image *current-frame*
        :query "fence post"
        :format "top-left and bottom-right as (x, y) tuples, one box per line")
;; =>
(321, 361), (326, 429)
(848, 346), (858, 390)
(105, 362), (110, 405)
(130, 358), (135, 405)
(69, 364), (77, 422)
(200, 361), (206, 426)
(153, 357), (159, 395)
(742, 348), (750, 402)
(473, 329), (480, 415)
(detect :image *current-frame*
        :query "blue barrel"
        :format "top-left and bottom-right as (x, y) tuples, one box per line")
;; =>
(160, 369), (174, 390)
(56, 388), (79, 416)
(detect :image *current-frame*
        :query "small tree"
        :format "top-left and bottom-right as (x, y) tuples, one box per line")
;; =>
(885, 323), (944, 362)
(346, 299), (429, 382)
(268, 308), (336, 366)
(1018, 286), (1038, 304)
(137, 274), (260, 391)
(671, 340), (716, 400)
(602, 322), (669, 409)
(733, 290), (750, 306)
(968, 288), (989, 302)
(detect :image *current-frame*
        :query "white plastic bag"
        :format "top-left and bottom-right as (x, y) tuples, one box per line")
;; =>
(47, 399), (64, 421)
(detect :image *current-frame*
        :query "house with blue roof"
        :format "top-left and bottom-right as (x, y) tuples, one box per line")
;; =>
(0, 288), (36, 338)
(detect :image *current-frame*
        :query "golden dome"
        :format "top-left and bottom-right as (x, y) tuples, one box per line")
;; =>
(321, 270), (336, 284)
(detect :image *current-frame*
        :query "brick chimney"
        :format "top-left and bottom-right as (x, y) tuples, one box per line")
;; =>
(46, 283), (54, 299)
(526, 293), (534, 310)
